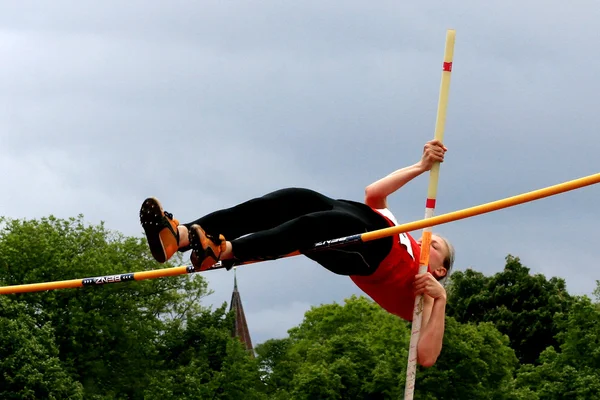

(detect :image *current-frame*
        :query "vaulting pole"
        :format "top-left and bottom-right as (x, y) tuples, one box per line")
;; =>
(0, 172), (599, 295)
(404, 29), (456, 400)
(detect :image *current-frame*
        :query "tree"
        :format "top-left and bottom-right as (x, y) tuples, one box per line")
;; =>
(446, 255), (573, 364)
(417, 318), (518, 400)
(514, 294), (600, 399)
(256, 295), (520, 399)
(256, 296), (410, 399)
(0, 215), (222, 398)
(144, 304), (267, 399)
(0, 296), (84, 399)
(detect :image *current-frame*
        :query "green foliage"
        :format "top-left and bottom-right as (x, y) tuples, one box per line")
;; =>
(0, 296), (84, 399)
(257, 296), (520, 400)
(256, 296), (409, 399)
(145, 304), (266, 399)
(446, 255), (573, 364)
(0, 215), (260, 399)
(2, 213), (600, 399)
(514, 295), (600, 399)
(417, 318), (518, 399)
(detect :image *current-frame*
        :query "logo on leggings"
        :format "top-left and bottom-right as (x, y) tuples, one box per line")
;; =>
(316, 237), (346, 246)
(314, 234), (359, 248)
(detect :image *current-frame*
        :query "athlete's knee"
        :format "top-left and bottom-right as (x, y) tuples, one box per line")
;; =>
(266, 187), (318, 196)
(263, 187), (327, 202)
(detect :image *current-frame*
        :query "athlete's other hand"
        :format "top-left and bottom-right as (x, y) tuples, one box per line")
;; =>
(418, 140), (447, 171)
(413, 272), (447, 300)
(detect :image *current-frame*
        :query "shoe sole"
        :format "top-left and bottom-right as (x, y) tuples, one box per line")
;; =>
(139, 197), (170, 263)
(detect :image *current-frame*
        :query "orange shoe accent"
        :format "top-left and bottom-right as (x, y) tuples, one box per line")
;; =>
(139, 197), (180, 263)
(189, 224), (226, 271)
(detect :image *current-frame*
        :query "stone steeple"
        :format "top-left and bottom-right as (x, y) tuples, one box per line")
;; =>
(229, 267), (254, 356)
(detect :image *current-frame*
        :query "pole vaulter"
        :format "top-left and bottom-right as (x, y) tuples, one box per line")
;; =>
(0, 171), (598, 296)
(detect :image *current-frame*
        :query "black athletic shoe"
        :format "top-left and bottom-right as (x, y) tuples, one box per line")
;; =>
(188, 224), (226, 271)
(139, 197), (180, 263)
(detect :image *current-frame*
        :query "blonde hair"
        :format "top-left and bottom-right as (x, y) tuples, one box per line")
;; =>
(433, 233), (455, 282)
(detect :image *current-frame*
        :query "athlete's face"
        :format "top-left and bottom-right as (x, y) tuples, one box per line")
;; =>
(417, 234), (449, 279)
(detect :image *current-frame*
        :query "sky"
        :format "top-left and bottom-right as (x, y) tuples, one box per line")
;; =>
(1, 1), (599, 346)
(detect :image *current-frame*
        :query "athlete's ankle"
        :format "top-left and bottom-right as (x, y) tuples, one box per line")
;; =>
(177, 225), (190, 249)
(219, 241), (234, 260)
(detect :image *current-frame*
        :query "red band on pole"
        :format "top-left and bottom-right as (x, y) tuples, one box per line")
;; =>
(426, 198), (436, 208)
(443, 62), (452, 71)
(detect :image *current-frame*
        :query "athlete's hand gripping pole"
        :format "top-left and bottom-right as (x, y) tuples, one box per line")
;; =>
(404, 29), (456, 400)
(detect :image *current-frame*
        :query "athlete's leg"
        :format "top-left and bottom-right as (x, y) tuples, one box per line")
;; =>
(182, 187), (338, 241)
(189, 199), (394, 275)
(141, 187), (338, 263)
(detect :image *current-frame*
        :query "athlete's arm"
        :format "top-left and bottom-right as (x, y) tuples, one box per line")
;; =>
(413, 273), (447, 367)
(417, 293), (446, 367)
(364, 163), (426, 209)
(364, 140), (446, 209)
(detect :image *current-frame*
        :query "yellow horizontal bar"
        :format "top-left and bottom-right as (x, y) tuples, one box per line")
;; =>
(133, 266), (189, 281)
(362, 171), (600, 242)
(0, 266), (190, 295)
(0, 278), (85, 294)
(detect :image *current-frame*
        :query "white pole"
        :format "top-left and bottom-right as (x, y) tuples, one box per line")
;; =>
(404, 29), (456, 400)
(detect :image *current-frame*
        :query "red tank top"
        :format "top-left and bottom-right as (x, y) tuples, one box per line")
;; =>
(349, 208), (428, 322)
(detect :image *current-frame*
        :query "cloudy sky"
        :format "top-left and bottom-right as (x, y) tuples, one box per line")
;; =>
(1, 1), (599, 345)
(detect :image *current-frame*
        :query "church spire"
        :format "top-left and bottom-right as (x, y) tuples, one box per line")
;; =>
(233, 267), (238, 291)
(229, 267), (254, 356)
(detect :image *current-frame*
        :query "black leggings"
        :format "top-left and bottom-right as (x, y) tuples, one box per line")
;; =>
(182, 188), (393, 276)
